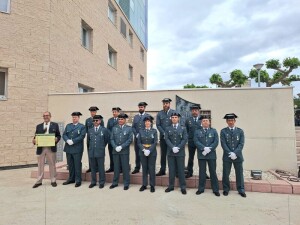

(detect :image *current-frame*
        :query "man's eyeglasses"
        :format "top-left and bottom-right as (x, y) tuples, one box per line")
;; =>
(93, 120), (99, 122)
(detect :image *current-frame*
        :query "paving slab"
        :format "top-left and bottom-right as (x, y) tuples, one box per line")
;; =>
(1, 168), (300, 225)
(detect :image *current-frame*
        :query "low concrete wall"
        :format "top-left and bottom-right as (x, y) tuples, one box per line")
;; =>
(48, 87), (297, 173)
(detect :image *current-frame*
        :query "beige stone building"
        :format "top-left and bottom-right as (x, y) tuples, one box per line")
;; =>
(0, 0), (147, 167)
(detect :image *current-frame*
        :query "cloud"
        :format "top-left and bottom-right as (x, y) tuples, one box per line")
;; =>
(147, 0), (300, 94)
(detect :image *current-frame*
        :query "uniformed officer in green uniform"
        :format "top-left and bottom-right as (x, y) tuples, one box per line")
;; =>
(156, 98), (176, 176)
(221, 113), (246, 198)
(194, 115), (220, 196)
(106, 107), (122, 173)
(110, 113), (133, 190)
(137, 116), (158, 193)
(165, 112), (188, 195)
(132, 102), (150, 174)
(87, 115), (109, 189)
(63, 112), (86, 187)
(85, 106), (104, 173)
(185, 104), (202, 178)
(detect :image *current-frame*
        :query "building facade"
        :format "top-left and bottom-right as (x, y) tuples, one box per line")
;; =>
(0, 0), (148, 167)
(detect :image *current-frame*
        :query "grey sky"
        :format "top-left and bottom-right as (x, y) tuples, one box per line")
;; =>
(147, 0), (300, 95)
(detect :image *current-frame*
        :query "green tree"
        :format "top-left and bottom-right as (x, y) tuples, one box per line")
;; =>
(183, 84), (209, 88)
(209, 69), (248, 88)
(249, 57), (300, 87)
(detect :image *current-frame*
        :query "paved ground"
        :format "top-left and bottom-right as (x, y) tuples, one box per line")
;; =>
(1, 168), (300, 225)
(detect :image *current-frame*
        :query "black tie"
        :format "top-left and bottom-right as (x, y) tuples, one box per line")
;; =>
(230, 128), (234, 133)
(204, 128), (207, 132)
(96, 127), (98, 132)
(173, 125), (176, 129)
(194, 118), (197, 122)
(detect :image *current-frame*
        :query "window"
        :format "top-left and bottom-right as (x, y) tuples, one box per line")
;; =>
(120, 18), (126, 38)
(0, 68), (8, 99)
(140, 75), (145, 89)
(78, 83), (94, 93)
(0, 0), (10, 13)
(128, 65), (133, 81)
(140, 47), (145, 61)
(108, 1), (116, 24)
(108, 45), (117, 69)
(130, 0), (135, 12)
(128, 30), (133, 47)
(81, 20), (93, 51)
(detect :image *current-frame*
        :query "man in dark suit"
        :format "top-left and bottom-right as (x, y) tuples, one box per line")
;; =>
(221, 113), (246, 198)
(32, 111), (61, 188)
(156, 98), (176, 176)
(164, 112), (188, 195)
(109, 113), (133, 190)
(194, 116), (220, 196)
(85, 106), (104, 173)
(63, 112), (86, 187)
(132, 102), (150, 174)
(87, 115), (109, 188)
(106, 107), (122, 173)
(185, 104), (202, 178)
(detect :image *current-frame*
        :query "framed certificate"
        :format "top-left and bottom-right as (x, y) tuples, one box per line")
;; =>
(36, 134), (55, 147)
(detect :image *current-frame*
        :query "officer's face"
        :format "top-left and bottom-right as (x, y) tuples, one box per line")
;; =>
(144, 120), (151, 128)
(201, 119), (210, 128)
(43, 113), (51, 123)
(118, 118), (126, 126)
(191, 109), (200, 117)
(90, 111), (97, 117)
(138, 106), (145, 114)
(171, 116), (179, 124)
(72, 116), (79, 124)
(163, 102), (170, 111)
(226, 119), (236, 127)
(112, 110), (119, 117)
(93, 119), (101, 126)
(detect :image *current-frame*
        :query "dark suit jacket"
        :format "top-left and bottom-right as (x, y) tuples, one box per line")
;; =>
(34, 122), (61, 155)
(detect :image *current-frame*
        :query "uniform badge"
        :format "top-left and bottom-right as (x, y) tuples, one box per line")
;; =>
(78, 130), (80, 134)
(101, 131), (103, 136)
(237, 135), (239, 141)
(209, 133), (212, 138)
(151, 134), (154, 138)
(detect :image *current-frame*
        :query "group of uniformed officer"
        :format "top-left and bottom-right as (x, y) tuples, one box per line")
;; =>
(37, 97), (246, 197)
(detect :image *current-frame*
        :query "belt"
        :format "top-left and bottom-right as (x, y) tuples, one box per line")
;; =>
(143, 144), (151, 148)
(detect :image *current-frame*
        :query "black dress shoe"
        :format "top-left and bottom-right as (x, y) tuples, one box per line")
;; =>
(51, 182), (57, 187)
(63, 180), (75, 185)
(150, 186), (155, 193)
(139, 185), (147, 192)
(105, 168), (114, 173)
(239, 192), (247, 198)
(156, 171), (166, 176)
(206, 174), (210, 179)
(86, 168), (91, 173)
(181, 189), (187, 195)
(214, 192), (220, 197)
(131, 169), (140, 174)
(165, 187), (174, 193)
(99, 184), (104, 189)
(120, 170), (123, 174)
(124, 186), (129, 190)
(109, 184), (118, 189)
(185, 174), (193, 178)
(89, 183), (96, 188)
(196, 190), (204, 195)
(75, 182), (81, 187)
(32, 183), (42, 188)
(223, 191), (229, 196)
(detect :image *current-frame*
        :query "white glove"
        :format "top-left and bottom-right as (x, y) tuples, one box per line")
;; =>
(116, 146), (122, 152)
(204, 147), (211, 154)
(229, 152), (237, 160)
(172, 147), (179, 153)
(202, 151), (207, 156)
(67, 140), (73, 145)
(144, 149), (150, 156)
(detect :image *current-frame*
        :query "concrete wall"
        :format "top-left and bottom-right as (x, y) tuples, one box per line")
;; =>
(48, 87), (297, 173)
(0, 0), (147, 166)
